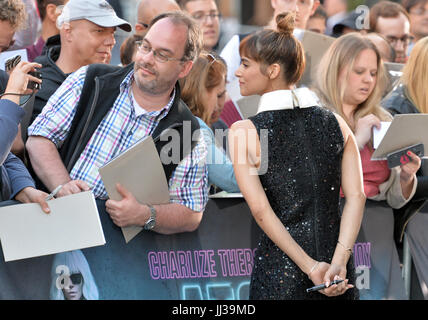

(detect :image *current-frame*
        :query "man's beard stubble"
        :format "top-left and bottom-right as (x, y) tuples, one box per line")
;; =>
(134, 62), (177, 96)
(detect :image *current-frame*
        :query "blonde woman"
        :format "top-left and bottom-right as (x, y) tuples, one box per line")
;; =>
(382, 36), (428, 255)
(314, 33), (421, 299)
(315, 33), (421, 209)
(50, 250), (99, 300)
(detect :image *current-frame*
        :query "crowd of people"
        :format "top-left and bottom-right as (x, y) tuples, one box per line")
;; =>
(1, 0), (427, 300)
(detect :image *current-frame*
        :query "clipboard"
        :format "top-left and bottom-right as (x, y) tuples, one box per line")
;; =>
(384, 62), (404, 91)
(98, 136), (170, 243)
(298, 30), (335, 87)
(371, 114), (428, 160)
(236, 95), (261, 119)
(0, 191), (105, 262)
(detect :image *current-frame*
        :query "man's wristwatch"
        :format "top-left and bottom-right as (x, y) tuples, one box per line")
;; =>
(143, 205), (157, 230)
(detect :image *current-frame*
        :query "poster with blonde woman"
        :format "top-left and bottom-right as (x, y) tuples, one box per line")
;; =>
(50, 250), (99, 300)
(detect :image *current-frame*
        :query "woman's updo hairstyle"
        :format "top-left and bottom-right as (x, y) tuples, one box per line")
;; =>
(239, 12), (305, 85)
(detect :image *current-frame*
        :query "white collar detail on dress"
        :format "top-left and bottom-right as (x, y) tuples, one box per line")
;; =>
(256, 87), (320, 114)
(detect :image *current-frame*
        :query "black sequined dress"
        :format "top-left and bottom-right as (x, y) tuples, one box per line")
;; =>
(248, 89), (358, 300)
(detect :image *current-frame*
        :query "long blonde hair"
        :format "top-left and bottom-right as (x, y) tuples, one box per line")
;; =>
(401, 37), (428, 114)
(314, 33), (391, 131)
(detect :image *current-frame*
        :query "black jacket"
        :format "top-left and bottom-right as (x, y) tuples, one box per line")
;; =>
(0, 69), (8, 93)
(381, 84), (428, 242)
(31, 35), (67, 125)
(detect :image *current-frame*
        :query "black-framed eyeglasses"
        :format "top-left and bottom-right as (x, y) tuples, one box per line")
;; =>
(386, 35), (413, 46)
(135, 40), (185, 63)
(191, 12), (221, 22)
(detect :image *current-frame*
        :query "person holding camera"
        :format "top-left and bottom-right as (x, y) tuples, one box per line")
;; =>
(0, 61), (50, 213)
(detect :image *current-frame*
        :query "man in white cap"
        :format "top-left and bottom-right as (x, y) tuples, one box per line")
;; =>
(30, 0), (132, 123)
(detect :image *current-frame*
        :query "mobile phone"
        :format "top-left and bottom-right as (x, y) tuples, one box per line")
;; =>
(387, 143), (424, 169)
(27, 70), (42, 90)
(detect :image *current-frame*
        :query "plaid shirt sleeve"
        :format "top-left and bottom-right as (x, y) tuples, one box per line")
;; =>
(168, 132), (209, 213)
(28, 66), (89, 146)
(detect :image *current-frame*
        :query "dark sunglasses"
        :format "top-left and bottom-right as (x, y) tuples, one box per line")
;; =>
(69, 273), (83, 285)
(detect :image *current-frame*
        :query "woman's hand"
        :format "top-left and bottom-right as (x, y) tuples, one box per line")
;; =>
(321, 263), (353, 297)
(308, 261), (330, 286)
(400, 151), (421, 182)
(400, 150), (422, 199)
(354, 114), (381, 150)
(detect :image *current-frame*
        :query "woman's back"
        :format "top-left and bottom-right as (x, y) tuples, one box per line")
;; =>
(248, 102), (356, 299)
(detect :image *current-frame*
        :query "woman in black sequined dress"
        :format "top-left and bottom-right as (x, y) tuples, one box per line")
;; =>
(228, 13), (366, 300)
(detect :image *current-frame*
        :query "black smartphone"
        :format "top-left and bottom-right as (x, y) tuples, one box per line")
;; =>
(27, 70), (42, 90)
(387, 143), (424, 169)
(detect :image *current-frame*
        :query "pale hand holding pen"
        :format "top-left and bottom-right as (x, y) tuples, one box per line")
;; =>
(45, 184), (63, 201)
(55, 180), (91, 198)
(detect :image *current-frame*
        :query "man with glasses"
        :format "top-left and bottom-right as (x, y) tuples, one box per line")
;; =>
(369, 1), (412, 63)
(134, 0), (180, 36)
(178, 0), (221, 51)
(402, 0), (428, 50)
(27, 11), (209, 235)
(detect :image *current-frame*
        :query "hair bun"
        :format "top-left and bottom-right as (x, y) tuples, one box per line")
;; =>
(276, 12), (295, 37)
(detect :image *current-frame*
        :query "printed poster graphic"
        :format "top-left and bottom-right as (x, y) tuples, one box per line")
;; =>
(0, 198), (372, 299)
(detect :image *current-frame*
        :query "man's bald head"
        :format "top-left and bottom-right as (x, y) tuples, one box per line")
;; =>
(365, 33), (396, 63)
(135, 0), (180, 35)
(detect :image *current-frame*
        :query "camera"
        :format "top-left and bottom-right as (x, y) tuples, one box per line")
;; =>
(28, 71), (42, 90)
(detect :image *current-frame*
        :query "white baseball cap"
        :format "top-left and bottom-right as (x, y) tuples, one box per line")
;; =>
(57, 0), (132, 32)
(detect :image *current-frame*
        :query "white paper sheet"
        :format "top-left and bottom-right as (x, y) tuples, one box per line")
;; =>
(373, 122), (391, 149)
(0, 191), (105, 262)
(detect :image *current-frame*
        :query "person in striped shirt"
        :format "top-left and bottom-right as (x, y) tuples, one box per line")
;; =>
(27, 11), (210, 235)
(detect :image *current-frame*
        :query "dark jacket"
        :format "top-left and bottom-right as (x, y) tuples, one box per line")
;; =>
(381, 84), (428, 242)
(32, 63), (200, 191)
(31, 35), (67, 125)
(0, 69), (8, 94)
(0, 99), (35, 201)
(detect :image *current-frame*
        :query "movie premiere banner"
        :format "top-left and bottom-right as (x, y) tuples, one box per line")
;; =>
(0, 198), (371, 300)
